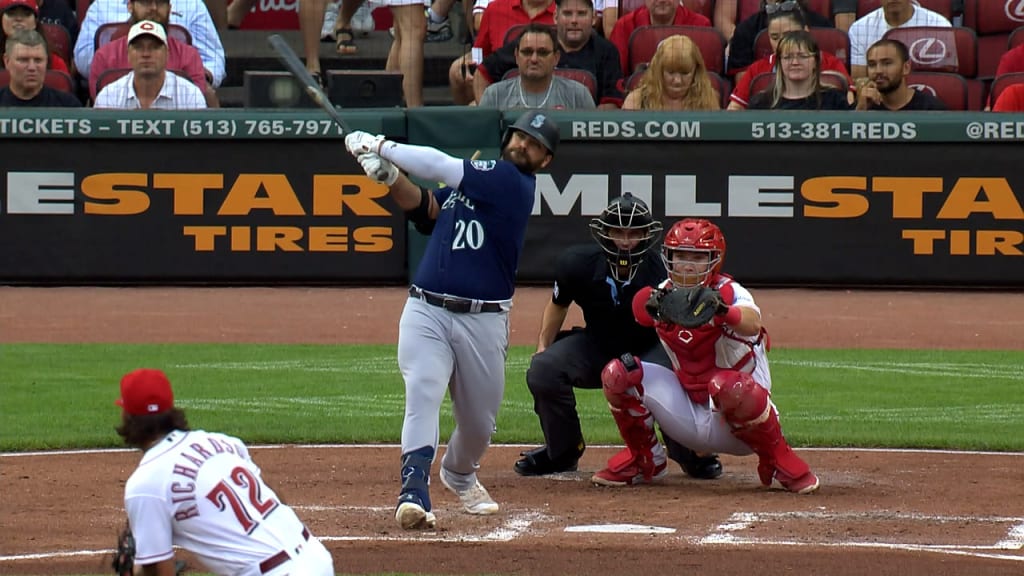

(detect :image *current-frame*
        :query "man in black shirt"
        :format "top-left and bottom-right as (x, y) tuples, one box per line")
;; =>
(515, 194), (723, 479)
(473, 0), (624, 108)
(856, 39), (946, 111)
(0, 30), (81, 106)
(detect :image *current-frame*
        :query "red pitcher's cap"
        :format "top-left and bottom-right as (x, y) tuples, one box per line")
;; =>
(116, 368), (174, 415)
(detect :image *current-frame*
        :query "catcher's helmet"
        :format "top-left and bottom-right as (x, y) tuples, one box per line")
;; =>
(589, 193), (663, 282)
(501, 111), (559, 155)
(661, 218), (726, 287)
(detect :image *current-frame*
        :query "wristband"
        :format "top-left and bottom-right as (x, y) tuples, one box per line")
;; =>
(715, 305), (742, 327)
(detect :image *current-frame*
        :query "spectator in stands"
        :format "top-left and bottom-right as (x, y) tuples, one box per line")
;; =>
(94, 20), (206, 109)
(855, 38), (944, 111)
(623, 34), (719, 110)
(848, 0), (948, 79)
(475, 0), (623, 108)
(479, 23), (594, 109)
(0, 0), (69, 73)
(748, 30), (851, 109)
(449, 0), (555, 105)
(608, 0), (711, 78)
(986, 44), (1024, 109)
(91, 2), (216, 106)
(37, 0), (79, 48)
(992, 83), (1024, 112)
(75, 0), (224, 89)
(726, 0), (845, 79)
(728, 6), (851, 109)
(0, 29), (79, 104)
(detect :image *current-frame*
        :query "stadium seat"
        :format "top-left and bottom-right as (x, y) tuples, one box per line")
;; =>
(965, 77), (988, 110)
(883, 26), (977, 77)
(963, 0), (1018, 78)
(0, 69), (76, 93)
(40, 22), (72, 64)
(76, 0), (90, 25)
(748, 71), (774, 98)
(1010, 26), (1024, 50)
(753, 26), (851, 68)
(682, 0), (715, 20)
(94, 66), (130, 96)
(989, 72), (1024, 106)
(821, 69), (850, 91)
(906, 71), (969, 109)
(94, 22), (193, 50)
(627, 25), (727, 75)
(502, 67), (599, 101)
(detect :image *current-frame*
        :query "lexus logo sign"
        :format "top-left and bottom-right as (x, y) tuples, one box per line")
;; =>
(1007, 0), (1024, 23)
(909, 38), (948, 66)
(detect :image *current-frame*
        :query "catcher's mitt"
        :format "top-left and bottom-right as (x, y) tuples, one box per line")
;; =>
(658, 286), (727, 328)
(111, 522), (135, 576)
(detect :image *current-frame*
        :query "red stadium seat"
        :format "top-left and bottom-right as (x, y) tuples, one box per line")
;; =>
(0, 69), (76, 93)
(94, 22), (193, 50)
(965, 77), (988, 110)
(501, 67), (600, 101)
(1010, 26), (1024, 49)
(806, 0), (832, 21)
(39, 22), (72, 64)
(856, 0), (878, 17)
(627, 25), (727, 75)
(883, 26), (977, 77)
(748, 71), (774, 98)
(753, 26), (851, 68)
(736, 0), (761, 22)
(77, 0), (90, 25)
(682, 0), (715, 20)
(963, 0), (1024, 35)
(989, 72), (1024, 106)
(821, 69), (850, 91)
(906, 71), (969, 109)
(94, 66), (131, 96)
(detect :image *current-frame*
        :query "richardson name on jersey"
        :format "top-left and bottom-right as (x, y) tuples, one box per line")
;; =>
(170, 436), (242, 521)
(1, 171), (396, 253)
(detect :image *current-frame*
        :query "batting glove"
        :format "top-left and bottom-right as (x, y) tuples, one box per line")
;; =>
(357, 152), (399, 186)
(345, 131), (387, 157)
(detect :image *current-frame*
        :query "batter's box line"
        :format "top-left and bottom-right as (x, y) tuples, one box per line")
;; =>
(698, 511), (1024, 562)
(316, 509), (548, 543)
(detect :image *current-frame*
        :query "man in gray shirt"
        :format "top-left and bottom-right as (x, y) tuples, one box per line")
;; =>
(479, 23), (595, 110)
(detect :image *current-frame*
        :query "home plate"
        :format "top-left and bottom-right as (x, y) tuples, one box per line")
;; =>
(564, 524), (676, 534)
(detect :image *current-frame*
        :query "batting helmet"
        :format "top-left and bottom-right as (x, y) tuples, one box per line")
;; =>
(589, 193), (663, 282)
(501, 111), (559, 155)
(661, 218), (726, 287)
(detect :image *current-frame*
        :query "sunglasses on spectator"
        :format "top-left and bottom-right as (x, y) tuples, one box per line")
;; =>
(519, 48), (555, 57)
(764, 0), (800, 14)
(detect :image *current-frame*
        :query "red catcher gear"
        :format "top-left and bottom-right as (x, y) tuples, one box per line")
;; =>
(709, 370), (820, 494)
(600, 354), (662, 482)
(661, 219), (726, 287)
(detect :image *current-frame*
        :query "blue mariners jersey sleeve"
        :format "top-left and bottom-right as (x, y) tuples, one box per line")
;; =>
(412, 159), (535, 300)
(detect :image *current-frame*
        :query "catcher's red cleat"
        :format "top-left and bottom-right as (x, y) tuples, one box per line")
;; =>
(591, 448), (668, 486)
(776, 469), (820, 494)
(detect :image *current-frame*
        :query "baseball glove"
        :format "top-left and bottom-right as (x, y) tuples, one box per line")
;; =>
(658, 286), (727, 328)
(111, 522), (135, 576)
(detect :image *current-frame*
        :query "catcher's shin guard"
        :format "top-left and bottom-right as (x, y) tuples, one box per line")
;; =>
(710, 371), (819, 494)
(600, 354), (664, 482)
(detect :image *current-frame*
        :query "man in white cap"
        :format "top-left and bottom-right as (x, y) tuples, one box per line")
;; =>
(93, 20), (206, 109)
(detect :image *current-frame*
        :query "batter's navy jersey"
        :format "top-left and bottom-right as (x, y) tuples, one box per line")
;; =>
(412, 159), (535, 300)
(552, 244), (667, 357)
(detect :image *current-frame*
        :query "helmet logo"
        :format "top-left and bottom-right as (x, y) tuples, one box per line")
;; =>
(530, 114), (547, 128)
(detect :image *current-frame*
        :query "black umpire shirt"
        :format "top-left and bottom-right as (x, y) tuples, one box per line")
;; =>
(0, 86), (82, 107)
(478, 34), (625, 106)
(551, 243), (666, 358)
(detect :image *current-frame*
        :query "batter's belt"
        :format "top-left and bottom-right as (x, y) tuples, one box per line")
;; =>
(409, 286), (506, 314)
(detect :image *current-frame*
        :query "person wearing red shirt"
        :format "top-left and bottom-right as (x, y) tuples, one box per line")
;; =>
(608, 0), (711, 76)
(449, 0), (555, 104)
(993, 83), (1024, 112)
(728, 7), (851, 109)
(0, 0), (69, 74)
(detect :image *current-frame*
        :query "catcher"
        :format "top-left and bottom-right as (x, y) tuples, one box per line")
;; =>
(112, 368), (335, 575)
(591, 218), (819, 494)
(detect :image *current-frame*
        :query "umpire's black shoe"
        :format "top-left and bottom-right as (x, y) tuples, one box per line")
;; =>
(514, 444), (583, 476)
(671, 447), (724, 480)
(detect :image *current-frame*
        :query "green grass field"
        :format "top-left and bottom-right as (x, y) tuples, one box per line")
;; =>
(2, 343), (1023, 452)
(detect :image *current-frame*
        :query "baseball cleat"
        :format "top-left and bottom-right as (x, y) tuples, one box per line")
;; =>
(591, 460), (668, 486)
(440, 468), (499, 515)
(777, 470), (820, 494)
(395, 501), (437, 529)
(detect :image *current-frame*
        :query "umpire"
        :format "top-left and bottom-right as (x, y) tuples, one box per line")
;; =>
(515, 194), (723, 479)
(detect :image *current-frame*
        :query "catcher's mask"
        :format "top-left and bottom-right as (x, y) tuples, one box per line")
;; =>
(661, 218), (725, 287)
(589, 193), (663, 282)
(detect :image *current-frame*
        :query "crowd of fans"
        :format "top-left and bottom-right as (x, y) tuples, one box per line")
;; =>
(2, 0), (1024, 111)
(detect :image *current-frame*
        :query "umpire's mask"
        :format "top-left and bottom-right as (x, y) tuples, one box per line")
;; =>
(589, 193), (663, 282)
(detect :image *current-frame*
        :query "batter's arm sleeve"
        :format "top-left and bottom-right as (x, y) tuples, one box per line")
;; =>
(536, 299), (570, 353)
(379, 141), (465, 189)
(632, 286), (657, 327)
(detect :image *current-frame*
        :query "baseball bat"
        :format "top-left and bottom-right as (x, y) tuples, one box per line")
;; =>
(266, 34), (351, 135)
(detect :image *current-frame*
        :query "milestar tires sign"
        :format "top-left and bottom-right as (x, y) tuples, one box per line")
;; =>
(519, 141), (1024, 287)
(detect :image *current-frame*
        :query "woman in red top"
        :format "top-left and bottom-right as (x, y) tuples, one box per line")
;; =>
(727, 5), (849, 109)
(0, 0), (70, 74)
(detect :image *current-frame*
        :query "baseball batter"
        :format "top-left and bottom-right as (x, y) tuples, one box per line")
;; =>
(344, 110), (560, 530)
(592, 219), (820, 493)
(114, 368), (335, 575)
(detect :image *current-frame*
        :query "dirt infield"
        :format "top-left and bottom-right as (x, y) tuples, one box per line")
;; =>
(2, 287), (1023, 575)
